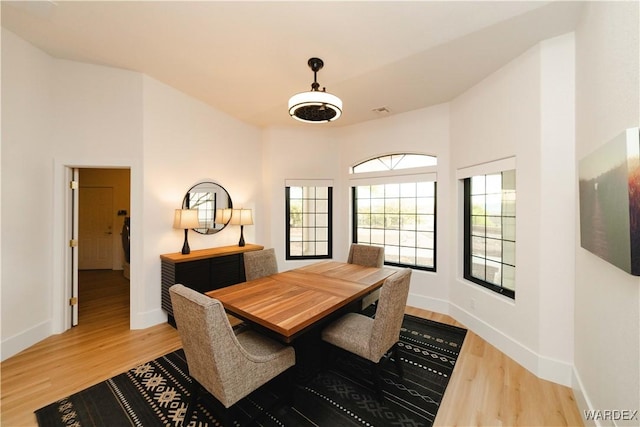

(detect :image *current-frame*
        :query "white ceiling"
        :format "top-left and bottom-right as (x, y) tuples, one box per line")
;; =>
(1, 1), (584, 128)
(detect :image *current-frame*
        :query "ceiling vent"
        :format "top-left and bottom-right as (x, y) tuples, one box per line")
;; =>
(372, 106), (391, 115)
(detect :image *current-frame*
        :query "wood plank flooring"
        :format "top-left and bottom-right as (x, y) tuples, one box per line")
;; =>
(1, 270), (584, 426)
(406, 307), (584, 427)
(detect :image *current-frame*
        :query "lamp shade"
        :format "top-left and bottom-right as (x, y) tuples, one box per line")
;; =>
(230, 208), (253, 226)
(214, 208), (233, 225)
(173, 209), (200, 229)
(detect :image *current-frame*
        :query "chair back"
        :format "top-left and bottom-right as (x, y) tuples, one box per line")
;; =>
(370, 268), (412, 360)
(243, 248), (278, 281)
(347, 244), (384, 268)
(169, 284), (256, 406)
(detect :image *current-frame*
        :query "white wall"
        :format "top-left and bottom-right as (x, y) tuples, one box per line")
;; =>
(266, 38), (578, 389)
(538, 33), (576, 383)
(1, 29), (55, 356)
(261, 126), (342, 269)
(449, 34), (576, 385)
(0, 29), (262, 359)
(140, 76), (262, 326)
(1, 28), (145, 359)
(262, 105), (450, 310)
(339, 105), (451, 311)
(49, 59), (144, 335)
(263, 104), (451, 312)
(574, 2), (640, 425)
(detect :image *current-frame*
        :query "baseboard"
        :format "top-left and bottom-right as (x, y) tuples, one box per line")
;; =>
(1, 319), (51, 362)
(537, 353), (574, 386)
(443, 302), (574, 387)
(2, 309), (167, 360)
(407, 293), (450, 314)
(130, 307), (168, 330)
(573, 366), (597, 426)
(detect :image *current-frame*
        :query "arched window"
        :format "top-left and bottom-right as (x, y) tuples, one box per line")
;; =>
(350, 153), (437, 271)
(351, 153), (437, 174)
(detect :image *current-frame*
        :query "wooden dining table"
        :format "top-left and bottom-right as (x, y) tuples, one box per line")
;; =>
(205, 260), (396, 343)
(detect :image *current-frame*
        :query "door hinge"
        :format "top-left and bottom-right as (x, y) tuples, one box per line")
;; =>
(69, 239), (78, 247)
(69, 180), (78, 189)
(69, 297), (78, 306)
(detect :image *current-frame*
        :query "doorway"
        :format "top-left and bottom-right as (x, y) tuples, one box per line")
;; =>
(75, 168), (131, 325)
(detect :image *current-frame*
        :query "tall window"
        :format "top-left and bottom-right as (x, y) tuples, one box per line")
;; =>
(463, 169), (516, 298)
(285, 181), (332, 260)
(351, 154), (437, 271)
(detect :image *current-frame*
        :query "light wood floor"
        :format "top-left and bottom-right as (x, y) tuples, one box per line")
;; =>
(1, 270), (584, 426)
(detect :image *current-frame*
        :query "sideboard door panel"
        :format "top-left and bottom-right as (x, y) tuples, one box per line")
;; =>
(210, 254), (246, 290)
(176, 259), (211, 293)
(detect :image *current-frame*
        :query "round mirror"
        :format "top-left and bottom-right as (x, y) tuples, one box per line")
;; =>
(182, 181), (233, 234)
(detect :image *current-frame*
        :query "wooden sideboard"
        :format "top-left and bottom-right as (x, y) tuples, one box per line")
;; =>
(160, 243), (264, 325)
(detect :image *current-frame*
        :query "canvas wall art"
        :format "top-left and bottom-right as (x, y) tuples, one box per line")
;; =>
(579, 128), (640, 276)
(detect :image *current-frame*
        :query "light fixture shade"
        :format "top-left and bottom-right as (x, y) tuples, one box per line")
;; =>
(288, 91), (343, 123)
(173, 209), (200, 229)
(230, 208), (253, 226)
(289, 57), (342, 123)
(214, 208), (233, 224)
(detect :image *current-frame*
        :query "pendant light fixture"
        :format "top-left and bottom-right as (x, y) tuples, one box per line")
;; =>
(288, 57), (342, 123)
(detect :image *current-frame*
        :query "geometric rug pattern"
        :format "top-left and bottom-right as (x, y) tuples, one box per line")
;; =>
(36, 314), (466, 427)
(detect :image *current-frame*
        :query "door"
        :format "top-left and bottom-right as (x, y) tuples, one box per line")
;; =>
(79, 187), (114, 269)
(70, 169), (80, 326)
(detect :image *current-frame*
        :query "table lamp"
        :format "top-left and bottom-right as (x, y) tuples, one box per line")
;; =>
(230, 208), (253, 247)
(173, 209), (200, 254)
(214, 208), (233, 227)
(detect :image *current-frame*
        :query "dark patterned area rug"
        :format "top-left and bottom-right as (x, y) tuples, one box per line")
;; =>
(35, 314), (466, 426)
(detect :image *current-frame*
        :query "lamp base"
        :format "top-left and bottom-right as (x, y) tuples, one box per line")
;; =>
(238, 225), (245, 247)
(181, 229), (191, 254)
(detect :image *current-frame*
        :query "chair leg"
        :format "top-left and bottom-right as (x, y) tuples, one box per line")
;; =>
(373, 362), (384, 401)
(286, 369), (296, 407)
(184, 378), (200, 425)
(323, 342), (337, 368)
(392, 343), (404, 378)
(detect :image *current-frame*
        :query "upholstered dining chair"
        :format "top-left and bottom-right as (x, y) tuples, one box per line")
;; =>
(321, 268), (412, 401)
(347, 244), (385, 309)
(243, 248), (278, 281)
(169, 284), (295, 426)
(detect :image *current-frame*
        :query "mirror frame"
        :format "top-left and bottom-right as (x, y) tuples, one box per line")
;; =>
(182, 181), (233, 235)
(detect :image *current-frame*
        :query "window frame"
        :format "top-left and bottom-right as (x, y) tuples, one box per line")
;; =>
(351, 181), (436, 271)
(350, 153), (438, 271)
(459, 159), (516, 299)
(351, 153), (438, 174)
(285, 183), (333, 260)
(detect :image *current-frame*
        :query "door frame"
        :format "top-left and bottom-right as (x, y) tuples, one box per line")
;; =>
(53, 158), (137, 334)
(71, 168), (79, 326)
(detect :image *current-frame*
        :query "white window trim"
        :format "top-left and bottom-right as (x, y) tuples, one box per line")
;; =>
(459, 157), (517, 298)
(350, 172), (437, 187)
(285, 179), (334, 187)
(350, 165), (437, 183)
(456, 157), (516, 180)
